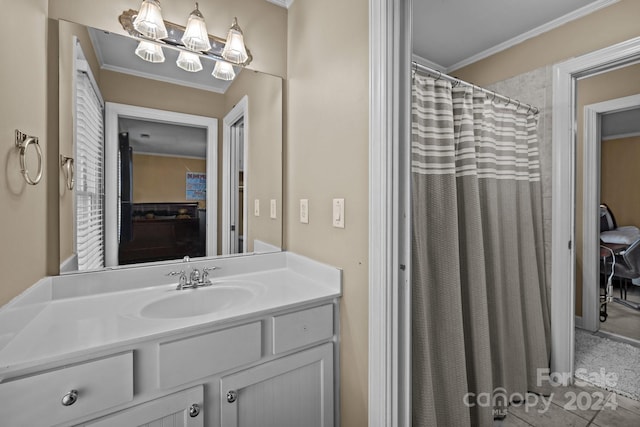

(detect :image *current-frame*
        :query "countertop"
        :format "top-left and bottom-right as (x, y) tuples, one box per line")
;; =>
(0, 252), (341, 378)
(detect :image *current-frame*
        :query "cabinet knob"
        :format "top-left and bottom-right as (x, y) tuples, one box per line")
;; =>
(226, 390), (238, 403)
(61, 389), (78, 406)
(189, 403), (200, 418)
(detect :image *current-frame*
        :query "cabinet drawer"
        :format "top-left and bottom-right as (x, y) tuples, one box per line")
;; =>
(272, 304), (334, 354)
(0, 352), (133, 427)
(159, 322), (262, 389)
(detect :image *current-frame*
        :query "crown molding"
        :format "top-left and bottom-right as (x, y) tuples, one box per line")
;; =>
(265, 0), (295, 9)
(447, 0), (620, 72)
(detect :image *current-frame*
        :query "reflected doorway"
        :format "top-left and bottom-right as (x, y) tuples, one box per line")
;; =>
(222, 96), (249, 255)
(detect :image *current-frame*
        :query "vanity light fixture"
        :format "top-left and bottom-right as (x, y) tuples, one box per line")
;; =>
(132, 0), (168, 40)
(135, 40), (165, 63)
(177, 51), (203, 72)
(221, 17), (249, 64)
(122, 5), (252, 82)
(212, 60), (235, 81)
(181, 3), (211, 52)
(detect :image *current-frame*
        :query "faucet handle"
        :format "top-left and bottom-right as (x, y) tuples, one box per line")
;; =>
(167, 270), (187, 289)
(201, 266), (219, 283)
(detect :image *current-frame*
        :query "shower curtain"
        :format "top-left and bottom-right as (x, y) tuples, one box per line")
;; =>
(411, 74), (550, 427)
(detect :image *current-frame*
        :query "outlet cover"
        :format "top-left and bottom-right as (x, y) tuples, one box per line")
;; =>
(254, 199), (260, 216)
(270, 199), (277, 219)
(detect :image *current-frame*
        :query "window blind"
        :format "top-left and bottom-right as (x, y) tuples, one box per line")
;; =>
(75, 65), (105, 270)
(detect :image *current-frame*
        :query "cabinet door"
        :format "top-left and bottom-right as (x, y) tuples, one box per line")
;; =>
(80, 385), (203, 427)
(220, 343), (334, 427)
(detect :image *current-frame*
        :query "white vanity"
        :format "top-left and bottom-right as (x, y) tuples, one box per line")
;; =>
(0, 252), (341, 427)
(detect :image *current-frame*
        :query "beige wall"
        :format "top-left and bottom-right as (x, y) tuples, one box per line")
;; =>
(574, 63), (640, 314)
(49, 0), (287, 78)
(453, 0), (640, 85)
(132, 154), (206, 207)
(287, 0), (369, 425)
(0, 0), (49, 305)
(225, 70), (283, 251)
(601, 136), (640, 228)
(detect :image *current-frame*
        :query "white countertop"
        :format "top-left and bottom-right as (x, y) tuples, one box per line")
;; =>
(0, 252), (341, 378)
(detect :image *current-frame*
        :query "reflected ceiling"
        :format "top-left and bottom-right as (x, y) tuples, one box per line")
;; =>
(89, 27), (241, 93)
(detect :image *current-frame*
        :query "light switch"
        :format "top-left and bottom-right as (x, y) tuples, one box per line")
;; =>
(333, 198), (345, 228)
(270, 199), (277, 219)
(300, 199), (309, 224)
(254, 199), (260, 216)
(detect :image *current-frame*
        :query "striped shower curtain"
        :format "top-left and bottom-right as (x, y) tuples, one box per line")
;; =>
(411, 74), (551, 427)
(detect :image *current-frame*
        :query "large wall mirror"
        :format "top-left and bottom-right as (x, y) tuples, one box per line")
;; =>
(57, 19), (283, 274)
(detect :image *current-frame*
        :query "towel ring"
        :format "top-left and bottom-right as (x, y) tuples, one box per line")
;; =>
(60, 155), (75, 190)
(15, 129), (43, 186)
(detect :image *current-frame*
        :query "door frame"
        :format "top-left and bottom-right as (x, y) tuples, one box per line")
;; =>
(222, 95), (249, 255)
(551, 36), (640, 377)
(369, 0), (412, 425)
(582, 94), (640, 332)
(104, 103), (218, 267)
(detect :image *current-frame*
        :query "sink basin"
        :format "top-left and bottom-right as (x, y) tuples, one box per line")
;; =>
(140, 281), (262, 319)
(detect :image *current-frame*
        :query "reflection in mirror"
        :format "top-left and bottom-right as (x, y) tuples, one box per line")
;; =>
(57, 20), (283, 274)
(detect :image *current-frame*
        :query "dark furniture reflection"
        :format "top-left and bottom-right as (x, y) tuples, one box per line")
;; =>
(119, 202), (206, 265)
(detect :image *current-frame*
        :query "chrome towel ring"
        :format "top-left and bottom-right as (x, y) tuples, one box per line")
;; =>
(60, 155), (74, 190)
(15, 129), (43, 185)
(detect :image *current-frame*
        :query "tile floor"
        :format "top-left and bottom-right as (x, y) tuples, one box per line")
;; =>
(493, 382), (640, 426)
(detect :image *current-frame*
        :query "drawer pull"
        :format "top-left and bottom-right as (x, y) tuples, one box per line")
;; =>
(61, 389), (78, 406)
(189, 403), (200, 418)
(226, 390), (238, 403)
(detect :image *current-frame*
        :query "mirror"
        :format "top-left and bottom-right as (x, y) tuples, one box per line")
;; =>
(57, 20), (283, 273)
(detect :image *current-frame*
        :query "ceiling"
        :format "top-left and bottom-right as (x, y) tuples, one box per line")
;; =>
(119, 118), (207, 159)
(88, 27), (240, 94)
(412, 0), (617, 71)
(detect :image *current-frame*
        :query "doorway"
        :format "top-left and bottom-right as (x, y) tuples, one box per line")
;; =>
(582, 95), (640, 340)
(550, 37), (640, 377)
(222, 96), (249, 255)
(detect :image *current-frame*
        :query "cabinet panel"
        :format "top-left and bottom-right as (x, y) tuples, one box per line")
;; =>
(159, 322), (261, 389)
(272, 304), (333, 354)
(0, 352), (133, 427)
(82, 385), (203, 427)
(220, 343), (334, 427)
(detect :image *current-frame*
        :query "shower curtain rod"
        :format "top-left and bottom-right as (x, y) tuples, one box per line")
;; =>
(412, 61), (539, 115)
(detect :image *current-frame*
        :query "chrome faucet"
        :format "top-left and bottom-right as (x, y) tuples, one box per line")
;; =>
(167, 265), (220, 290)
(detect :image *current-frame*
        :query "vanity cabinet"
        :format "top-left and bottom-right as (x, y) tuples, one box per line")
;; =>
(220, 342), (334, 427)
(0, 299), (338, 427)
(80, 386), (203, 427)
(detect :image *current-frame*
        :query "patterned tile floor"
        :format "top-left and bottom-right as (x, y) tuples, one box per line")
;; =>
(494, 382), (640, 426)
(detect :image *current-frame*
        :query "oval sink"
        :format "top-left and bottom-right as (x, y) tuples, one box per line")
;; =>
(140, 282), (262, 319)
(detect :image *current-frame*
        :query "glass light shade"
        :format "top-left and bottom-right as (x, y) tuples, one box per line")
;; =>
(222, 18), (249, 64)
(135, 41), (165, 63)
(133, 0), (168, 40)
(176, 51), (203, 72)
(181, 3), (212, 52)
(212, 60), (236, 81)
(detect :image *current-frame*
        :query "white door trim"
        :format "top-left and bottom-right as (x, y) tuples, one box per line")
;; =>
(551, 36), (640, 377)
(222, 96), (249, 255)
(104, 103), (218, 266)
(369, 0), (412, 425)
(582, 93), (640, 332)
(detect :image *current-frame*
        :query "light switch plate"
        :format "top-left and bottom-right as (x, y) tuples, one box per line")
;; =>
(270, 199), (277, 219)
(254, 199), (260, 216)
(333, 198), (345, 228)
(300, 199), (309, 224)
